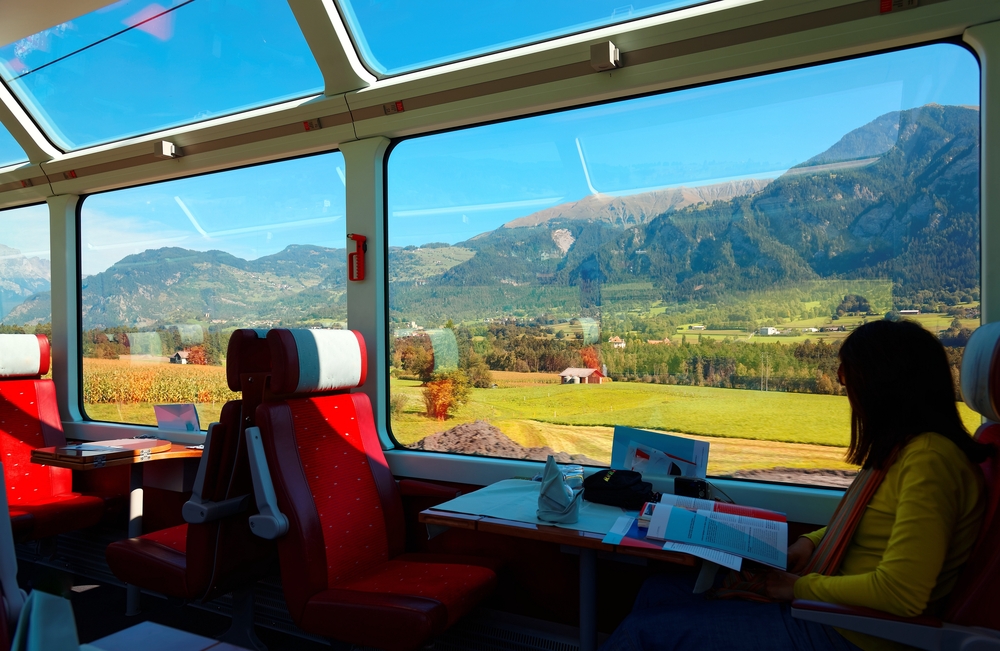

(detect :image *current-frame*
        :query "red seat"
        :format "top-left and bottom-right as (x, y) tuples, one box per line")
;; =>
(0, 334), (105, 541)
(106, 329), (275, 604)
(792, 320), (1000, 650)
(250, 328), (497, 651)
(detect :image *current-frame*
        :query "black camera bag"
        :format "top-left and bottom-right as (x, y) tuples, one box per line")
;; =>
(583, 469), (658, 510)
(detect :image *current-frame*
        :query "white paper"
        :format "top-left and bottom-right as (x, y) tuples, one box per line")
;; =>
(646, 504), (788, 569)
(661, 542), (743, 571)
(624, 440), (707, 478)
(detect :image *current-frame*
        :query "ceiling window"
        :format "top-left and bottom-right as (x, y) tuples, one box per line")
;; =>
(0, 0), (324, 151)
(335, 0), (714, 76)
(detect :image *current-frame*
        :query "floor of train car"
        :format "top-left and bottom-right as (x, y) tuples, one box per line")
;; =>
(14, 524), (600, 651)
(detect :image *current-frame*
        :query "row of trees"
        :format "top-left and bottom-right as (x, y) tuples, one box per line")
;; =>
(81, 326), (229, 365)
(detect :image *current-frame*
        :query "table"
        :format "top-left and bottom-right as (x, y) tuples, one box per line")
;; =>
(31, 440), (203, 616)
(86, 621), (246, 651)
(420, 507), (697, 651)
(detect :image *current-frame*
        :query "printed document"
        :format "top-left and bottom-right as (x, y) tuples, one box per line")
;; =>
(646, 504), (787, 569)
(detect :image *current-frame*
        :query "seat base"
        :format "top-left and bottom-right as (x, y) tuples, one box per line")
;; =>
(10, 493), (105, 541)
(106, 524), (194, 600)
(299, 559), (496, 651)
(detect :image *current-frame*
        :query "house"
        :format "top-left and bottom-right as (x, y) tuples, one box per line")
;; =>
(560, 368), (605, 384)
(689, 325), (706, 330)
(801, 327), (819, 333)
(900, 309), (920, 315)
(759, 327), (779, 336)
(170, 351), (189, 364)
(608, 336), (626, 349)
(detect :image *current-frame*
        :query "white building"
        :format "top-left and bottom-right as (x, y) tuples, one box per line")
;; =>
(759, 327), (779, 336)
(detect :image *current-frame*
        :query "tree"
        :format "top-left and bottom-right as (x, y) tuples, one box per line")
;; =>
(422, 370), (471, 420)
(186, 345), (208, 365)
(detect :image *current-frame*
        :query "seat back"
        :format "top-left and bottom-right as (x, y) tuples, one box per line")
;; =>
(255, 328), (406, 620)
(187, 329), (275, 600)
(0, 334), (70, 507)
(946, 321), (1000, 628)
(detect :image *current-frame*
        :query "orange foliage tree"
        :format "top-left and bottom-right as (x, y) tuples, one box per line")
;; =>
(422, 370), (471, 421)
(580, 346), (601, 370)
(186, 345), (208, 365)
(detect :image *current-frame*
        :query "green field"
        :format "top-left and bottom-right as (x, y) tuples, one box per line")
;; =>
(390, 377), (983, 473)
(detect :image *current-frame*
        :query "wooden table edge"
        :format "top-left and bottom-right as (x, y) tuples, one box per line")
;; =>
(30, 443), (202, 470)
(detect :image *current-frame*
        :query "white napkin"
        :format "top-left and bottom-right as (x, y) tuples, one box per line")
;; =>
(536, 455), (581, 523)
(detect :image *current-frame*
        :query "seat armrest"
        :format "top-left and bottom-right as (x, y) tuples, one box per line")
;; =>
(245, 426), (288, 540)
(398, 479), (462, 501)
(187, 421), (219, 505)
(791, 600), (944, 651)
(182, 494), (252, 524)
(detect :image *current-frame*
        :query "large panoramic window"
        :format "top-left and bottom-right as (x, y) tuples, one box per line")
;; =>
(337, 0), (713, 76)
(0, 205), (51, 342)
(0, 0), (323, 150)
(79, 152), (347, 429)
(0, 122), (28, 168)
(386, 43), (981, 488)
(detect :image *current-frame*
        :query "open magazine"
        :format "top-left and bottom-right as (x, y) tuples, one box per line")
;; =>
(645, 503), (788, 570)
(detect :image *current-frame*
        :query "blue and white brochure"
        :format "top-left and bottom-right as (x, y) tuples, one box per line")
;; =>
(646, 504), (787, 570)
(611, 426), (709, 479)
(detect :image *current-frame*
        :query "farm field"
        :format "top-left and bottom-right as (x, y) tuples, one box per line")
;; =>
(390, 373), (983, 474)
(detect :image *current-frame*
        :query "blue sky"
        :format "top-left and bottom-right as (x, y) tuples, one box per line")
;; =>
(0, 3), (983, 273)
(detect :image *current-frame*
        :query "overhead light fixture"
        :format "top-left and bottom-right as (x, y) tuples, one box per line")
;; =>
(591, 41), (621, 72)
(153, 140), (182, 159)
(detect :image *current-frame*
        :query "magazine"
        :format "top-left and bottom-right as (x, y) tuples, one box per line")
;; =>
(638, 497), (786, 526)
(645, 503), (788, 570)
(611, 426), (709, 479)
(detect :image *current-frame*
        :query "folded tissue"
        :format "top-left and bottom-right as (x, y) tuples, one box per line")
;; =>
(537, 455), (581, 523)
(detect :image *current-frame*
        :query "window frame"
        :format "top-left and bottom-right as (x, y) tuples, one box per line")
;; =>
(380, 37), (983, 490)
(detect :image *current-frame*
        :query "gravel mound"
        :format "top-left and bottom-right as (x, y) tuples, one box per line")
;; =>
(728, 467), (858, 488)
(409, 420), (602, 465)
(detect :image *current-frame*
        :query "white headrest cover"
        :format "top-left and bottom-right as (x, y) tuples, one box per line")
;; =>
(0, 334), (45, 378)
(961, 321), (1000, 422)
(290, 329), (364, 393)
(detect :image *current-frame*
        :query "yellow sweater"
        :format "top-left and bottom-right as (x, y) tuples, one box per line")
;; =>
(793, 432), (985, 651)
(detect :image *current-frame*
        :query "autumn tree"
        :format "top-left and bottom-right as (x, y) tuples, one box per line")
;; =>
(422, 370), (471, 420)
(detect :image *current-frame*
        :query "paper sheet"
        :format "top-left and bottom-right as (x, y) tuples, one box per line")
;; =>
(648, 504), (787, 569)
(661, 542), (743, 571)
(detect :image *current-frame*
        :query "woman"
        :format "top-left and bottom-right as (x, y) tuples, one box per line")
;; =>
(602, 319), (992, 651)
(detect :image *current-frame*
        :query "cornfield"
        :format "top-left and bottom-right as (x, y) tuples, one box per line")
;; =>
(82, 358), (239, 404)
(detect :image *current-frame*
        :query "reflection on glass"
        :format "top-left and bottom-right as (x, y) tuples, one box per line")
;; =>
(0, 0), (323, 150)
(0, 122), (28, 168)
(387, 44), (982, 487)
(0, 205), (52, 375)
(79, 152), (347, 429)
(337, 0), (712, 76)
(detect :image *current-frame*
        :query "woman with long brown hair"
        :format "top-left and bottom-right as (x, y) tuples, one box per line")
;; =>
(602, 319), (992, 651)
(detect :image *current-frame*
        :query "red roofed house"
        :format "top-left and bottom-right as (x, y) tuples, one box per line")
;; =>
(560, 368), (605, 384)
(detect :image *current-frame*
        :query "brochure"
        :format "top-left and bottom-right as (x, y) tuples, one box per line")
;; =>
(638, 496), (786, 525)
(645, 504), (788, 570)
(611, 426), (709, 479)
(603, 515), (744, 571)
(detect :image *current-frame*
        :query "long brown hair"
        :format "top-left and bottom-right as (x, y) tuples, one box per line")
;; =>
(839, 319), (993, 469)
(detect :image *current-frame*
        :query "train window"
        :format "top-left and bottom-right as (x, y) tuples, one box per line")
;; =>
(0, 0), (323, 151)
(79, 152), (346, 429)
(386, 43), (981, 487)
(0, 204), (51, 346)
(0, 123), (27, 168)
(337, 0), (713, 76)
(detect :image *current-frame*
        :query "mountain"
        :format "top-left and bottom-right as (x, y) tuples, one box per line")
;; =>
(429, 104), (979, 305)
(7, 244), (348, 329)
(0, 244), (50, 322)
(503, 178), (772, 228)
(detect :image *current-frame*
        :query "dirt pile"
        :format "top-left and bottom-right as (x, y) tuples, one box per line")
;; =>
(409, 420), (602, 465)
(728, 467), (857, 488)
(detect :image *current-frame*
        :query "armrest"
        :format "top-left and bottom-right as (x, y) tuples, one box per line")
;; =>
(791, 600), (944, 651)
(181, 422), (253, 524)
(245, 426), (289, 540)
(398, 479), (462, 501)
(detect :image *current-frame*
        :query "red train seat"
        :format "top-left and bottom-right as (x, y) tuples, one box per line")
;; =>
(792, 320), (1000, 650)
(105, 329), (275, 646)
(247, 328), (497, 651)
(0, 334), (104, 541)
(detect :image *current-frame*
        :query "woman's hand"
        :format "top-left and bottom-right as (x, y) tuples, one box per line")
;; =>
(764, 570), (800, 602)
(787, 536), (816, 574)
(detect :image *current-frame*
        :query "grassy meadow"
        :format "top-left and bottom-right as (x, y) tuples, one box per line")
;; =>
(81, 358), (983, 475)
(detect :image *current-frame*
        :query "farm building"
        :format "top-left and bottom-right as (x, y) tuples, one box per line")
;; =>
(759, 327), (779, 336)
(560, 368), (605, 384)
(169, 351), (189, 365)
(608, 336), (626, 349)
(900, 309), (920, 315)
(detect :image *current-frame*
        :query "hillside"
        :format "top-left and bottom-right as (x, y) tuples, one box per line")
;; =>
(0, 244), (50, 322)
(422, 104), (979, 307)
(503, 178), (772, 228)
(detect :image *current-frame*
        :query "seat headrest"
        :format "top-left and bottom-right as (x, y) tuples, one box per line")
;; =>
(226, 329), (272, 391)
(267, 329), (367, 395)
(0, 334), (50, 379)
(961, 321), (1000, 422)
